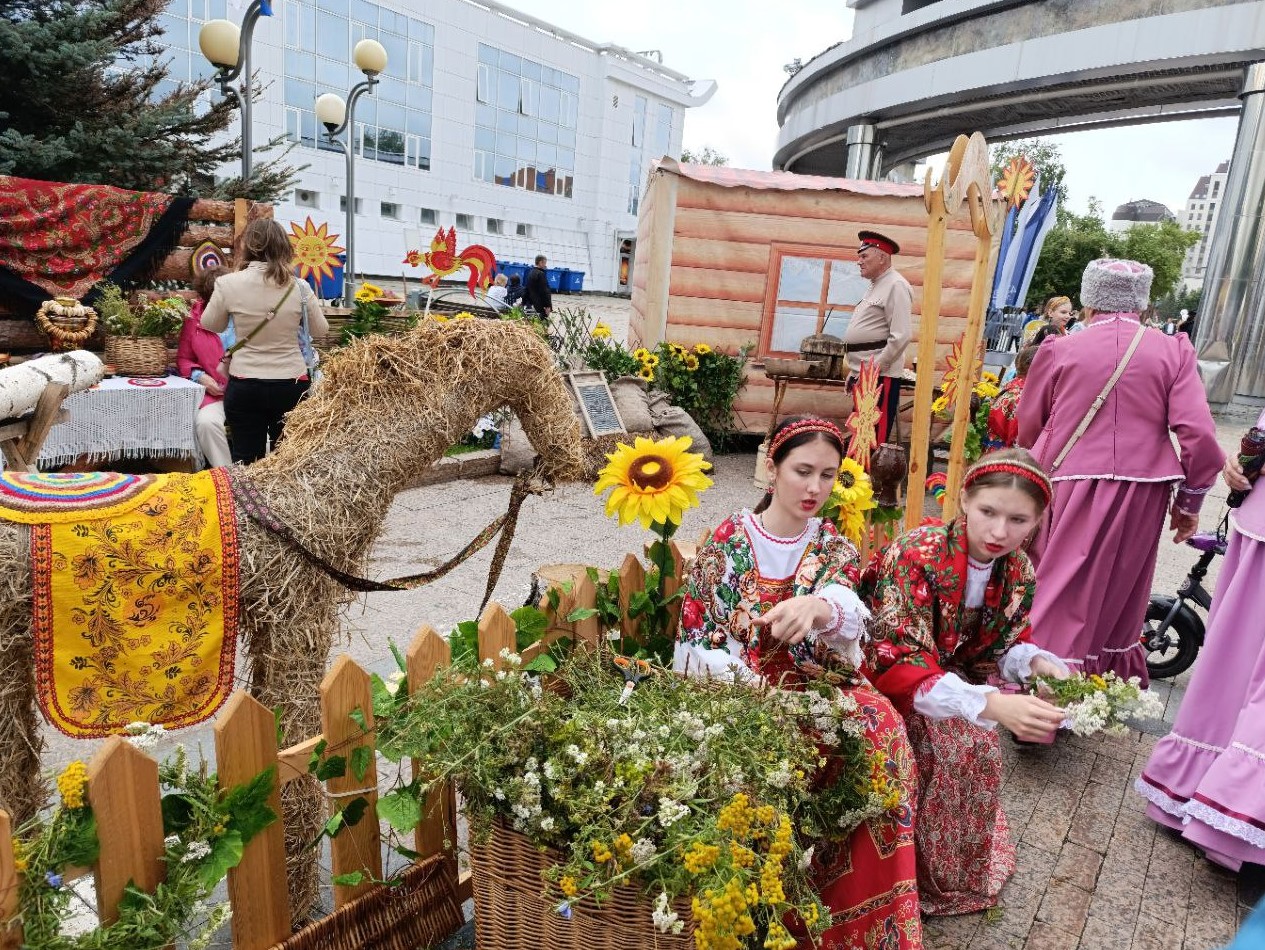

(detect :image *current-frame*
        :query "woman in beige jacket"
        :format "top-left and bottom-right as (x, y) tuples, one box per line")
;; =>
(201, 219), (328, 464)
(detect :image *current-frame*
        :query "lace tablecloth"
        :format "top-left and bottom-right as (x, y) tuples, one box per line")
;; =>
(38, 375), (204, 468)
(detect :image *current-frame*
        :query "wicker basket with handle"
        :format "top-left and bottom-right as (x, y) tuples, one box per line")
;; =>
(471, 819), (693, 950)
(104, 335), (169, 377)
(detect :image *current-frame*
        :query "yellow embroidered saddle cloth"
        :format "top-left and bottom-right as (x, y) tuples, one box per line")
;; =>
(0, 469), (240, 738)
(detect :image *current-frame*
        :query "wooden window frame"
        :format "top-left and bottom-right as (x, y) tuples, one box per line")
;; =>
(758, 243), (862, 360)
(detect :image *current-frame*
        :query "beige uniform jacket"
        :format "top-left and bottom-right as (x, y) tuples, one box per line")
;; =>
(842, 267), (913, 378)
(201, 262), (329, 380)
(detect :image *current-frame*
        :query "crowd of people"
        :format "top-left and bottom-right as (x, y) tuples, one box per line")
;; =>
(668, 249), (1260, 943)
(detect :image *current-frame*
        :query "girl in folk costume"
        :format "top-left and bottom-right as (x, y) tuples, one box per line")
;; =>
(985, 345), (1038, 450)
(676, 416), (923, 950)
(1138, 418), (1265, 872)
(1017, 259), (1223, 684)
(860, 449), (1069, 916)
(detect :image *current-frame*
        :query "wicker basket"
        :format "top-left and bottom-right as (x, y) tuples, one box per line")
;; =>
(104, 335), (169, 377)
(268, 855), (463, 950)
(471, 820), (693, 950)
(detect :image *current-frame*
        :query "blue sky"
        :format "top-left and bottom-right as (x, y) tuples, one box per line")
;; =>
(506, 0), (1239, 219)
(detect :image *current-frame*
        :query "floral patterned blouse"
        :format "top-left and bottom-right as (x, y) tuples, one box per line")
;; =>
(859, 518), (1036, 713)
(678, 511), (864, 684)
(985, 376), (1025, 450)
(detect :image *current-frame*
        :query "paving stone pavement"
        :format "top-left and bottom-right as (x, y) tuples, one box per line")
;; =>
(34, 355), (1264, 947)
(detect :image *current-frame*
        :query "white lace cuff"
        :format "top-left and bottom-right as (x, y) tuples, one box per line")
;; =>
(1000, 642), (1070, 683)
(813, 584), (869, 668)
(672, 641), (763, 685)
(912, 673), (998, 728)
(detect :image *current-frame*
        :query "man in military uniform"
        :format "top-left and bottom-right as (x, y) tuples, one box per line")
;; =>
(842, 230), (913, 445)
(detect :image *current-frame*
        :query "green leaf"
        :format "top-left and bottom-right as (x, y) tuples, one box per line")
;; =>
(523, 653), (558, 674)
(348, 706), (368, 732)
(57, 810), (100, 869)
(545, 587), (561, 613)
(220, 766), (278, 844)
(160, 792), (196, 837)
(370, 672), (396, 718)
(377, 786), (423, 832)
(332, 871), (365, 887)
(511, 606), (548, 644)
(585, 566), (600, 583)
(566, 606), (599, 622)
(315, 755), (347, 782)
(394, 845), (422, 861)
(195, 829), (245, 891)
(389, 638), (408, 673)
(307, 738), (328, 774)
(341, 795), (370, 829)
(350, 746), (373, 782)
(628, 590), (651, 617)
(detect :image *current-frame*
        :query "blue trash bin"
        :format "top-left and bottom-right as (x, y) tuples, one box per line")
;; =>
(564, 270), (585, 293)
(557, 268), (572, 294)
(545, 267), (563, 292)
(304, 253), (346, 301)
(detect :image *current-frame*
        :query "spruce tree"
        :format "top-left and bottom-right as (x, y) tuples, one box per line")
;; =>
(0, 0), (297, 200)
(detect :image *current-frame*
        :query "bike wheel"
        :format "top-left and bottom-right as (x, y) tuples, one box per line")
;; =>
(1142, 599), (1201, 679)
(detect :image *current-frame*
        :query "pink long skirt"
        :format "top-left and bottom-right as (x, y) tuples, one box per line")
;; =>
(1028, 477), (1171, 685)
(1136, 521), (1265, 870)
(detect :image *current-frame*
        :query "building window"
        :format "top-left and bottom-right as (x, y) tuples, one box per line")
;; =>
(761, 246), (870, 357)
(419, 208), (437, 225)
(281, 0), (434, 171)
(486, 218), (503, 234)
(653, 103), (673, 157)
(472, 43), (578, 199)
(340, 196), (364, 214)
(295, 189), (320, 208)
(456, 213), (474, 230)
(516, 223), (532, 238)
(381, 201), (400, 219)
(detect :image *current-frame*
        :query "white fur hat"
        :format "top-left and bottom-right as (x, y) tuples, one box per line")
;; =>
(1080, 258), (1153, 313)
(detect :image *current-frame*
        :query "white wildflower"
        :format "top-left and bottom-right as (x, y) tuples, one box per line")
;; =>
(498, 647), (522, 666)
(566, 744), (588, 767)
(525, 757), (539, 771)
(798, 845), (815, 871)
(651, 891), (684, 934)
(657, 797), (689, 828)
(543, 760), (559, 781)
(631, 837), (657, 864)
(482, 658), (495, 669)
(768, 760), (793, 789)
(181, 840), (212, 863)
(494, 787), (506, 801)
(539, 816), (555, 832)
(163, 834), (180, 849)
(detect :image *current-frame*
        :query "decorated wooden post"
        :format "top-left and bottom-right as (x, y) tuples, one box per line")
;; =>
(905, 133), (1003, 531)
(0, 812), (19, 950)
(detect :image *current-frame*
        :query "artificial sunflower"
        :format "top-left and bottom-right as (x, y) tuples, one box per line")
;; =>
(453, 311), (476, 320)
(930, 394), (949, 416)
(667, 343), (688, 357)
(594, 435), (713, 528)
(973, 380), (1000, 400)
(683, 353), (700, 371)
(641, 354), (660, 369)
(632, 348), (651, 361)
(834, 457), (871, 506)
(819, 458), (877, 545)
(693, 343), (712, 355)
(432, 314), (450, 323)
(638, 365), (656, 382)
(591, 323), (612, 339)
(354, 282), (384, 303)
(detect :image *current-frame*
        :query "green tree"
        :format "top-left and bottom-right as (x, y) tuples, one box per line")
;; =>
(0, 0), (298, 200)
(1116, 219), (1200, 301)
(990, 137), (1068, 205)
(1154, 286), (1203, 321)
(680, 145), (728, 166)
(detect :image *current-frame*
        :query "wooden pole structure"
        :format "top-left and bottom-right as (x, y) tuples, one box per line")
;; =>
(905, 133), (1002, 531)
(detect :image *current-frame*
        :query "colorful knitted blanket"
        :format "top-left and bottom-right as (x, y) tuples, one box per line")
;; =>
(0, 470), (239, 738)
(0, 175), (194, 314)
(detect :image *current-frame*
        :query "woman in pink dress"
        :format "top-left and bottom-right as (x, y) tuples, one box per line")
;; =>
(1137, 419), (1265, 871)
(1017, 258), (1223, 684)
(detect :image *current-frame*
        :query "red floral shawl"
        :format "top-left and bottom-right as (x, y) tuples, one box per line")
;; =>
(986, 376), (1025, 449)
(859, 518), (1035, 713)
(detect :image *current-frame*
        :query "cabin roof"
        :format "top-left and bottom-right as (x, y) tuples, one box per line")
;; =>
(659, 158), (923, 196)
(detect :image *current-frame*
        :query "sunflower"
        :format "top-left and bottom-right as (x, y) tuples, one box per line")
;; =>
(683, 353), (700, 371)
(930, 394), (949, 415)
(638, 365), (656, 381)
(693, 343), (712, 355)
(354, 283), (384, 303)
(594, 435), (713, 528)
(591, 323), (612, 339)
(668, 343), (688, 358)
(641, 354), (660, 369)
(632, 348), (651, 361)
(973, 380), (1000, 400)
(834, 457), (873, 506)
(452, 311), (476, 320)
(432, 314), (450, 323)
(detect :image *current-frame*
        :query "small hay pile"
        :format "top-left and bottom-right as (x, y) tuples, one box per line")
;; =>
(0, 318), (586, 925)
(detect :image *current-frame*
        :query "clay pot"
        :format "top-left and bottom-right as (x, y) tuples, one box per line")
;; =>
(870, 442), (908, 508)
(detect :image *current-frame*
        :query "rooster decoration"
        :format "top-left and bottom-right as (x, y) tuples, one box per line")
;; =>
(403, 227), (497, 295)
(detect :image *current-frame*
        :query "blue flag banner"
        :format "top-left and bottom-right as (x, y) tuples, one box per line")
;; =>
(260, 0), (273, 15)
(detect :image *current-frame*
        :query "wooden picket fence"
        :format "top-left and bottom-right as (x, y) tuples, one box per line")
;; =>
(0, 543), (696, 949)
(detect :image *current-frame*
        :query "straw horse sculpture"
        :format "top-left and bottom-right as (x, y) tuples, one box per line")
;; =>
(0, 319), (584, 914)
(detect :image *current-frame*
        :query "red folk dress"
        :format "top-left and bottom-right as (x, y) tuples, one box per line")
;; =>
(678, 512), (923, 950)
(985, 377), (1025, 450)
(861, 518), (1039, 916)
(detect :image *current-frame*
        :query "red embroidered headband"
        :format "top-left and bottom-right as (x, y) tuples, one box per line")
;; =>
(964, 460), (1052, 506)
(769, 418), (845, 457)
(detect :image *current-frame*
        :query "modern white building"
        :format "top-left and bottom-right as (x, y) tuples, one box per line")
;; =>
(1179, 160), (1230, 291)
(155, 0), (715, 293)
(1106, 199), (1175, 235)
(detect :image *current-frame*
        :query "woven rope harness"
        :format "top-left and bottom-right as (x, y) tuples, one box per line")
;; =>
(229, 469), (539, 612)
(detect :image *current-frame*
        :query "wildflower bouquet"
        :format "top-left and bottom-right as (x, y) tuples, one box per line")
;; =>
(1031, 671), (1164, 737)
(96, 285), (188, 339)
(931, 371), (1001, 463)
(375, 648), (896, 947)
(13, 747), (276, 950)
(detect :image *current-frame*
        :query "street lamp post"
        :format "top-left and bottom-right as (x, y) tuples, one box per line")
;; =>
(197, 0), (274, 183)
(316, 39), (388, 306)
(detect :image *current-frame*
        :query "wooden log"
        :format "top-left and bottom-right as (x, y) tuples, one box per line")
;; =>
(319, 656), (382, 907)
(154, 249), (194, 283)
(665, 295), (764, 331)
(0, 812), (20, 950)
(234, 199), (249, 239)
(0, 317), (75, 351)
(88, 738), (165, 925)
(668, 265), (767, 305)
(188, 198), (238, 223)
(214, 692), (290, 950)
(14, 381), (69, 468)
(406, 626), (459, 896)
(477, 602), (517, 671)
(179, 223), (235, 248)
(670, 236), (771, 274)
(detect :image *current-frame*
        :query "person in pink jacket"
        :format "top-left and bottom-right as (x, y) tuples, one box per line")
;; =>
(176, 266), (232, 467)
(1017, 258), (1223, 685)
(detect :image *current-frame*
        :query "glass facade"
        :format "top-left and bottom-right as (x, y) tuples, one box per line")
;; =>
(473, 43), (578, 199)
(152, 0), (228, 100)
(627, 98), (674, 214)
(281, 0), (434, 170)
